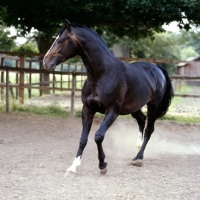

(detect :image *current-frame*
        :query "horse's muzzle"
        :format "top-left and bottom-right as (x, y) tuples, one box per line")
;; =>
(43, 60), (56, 71)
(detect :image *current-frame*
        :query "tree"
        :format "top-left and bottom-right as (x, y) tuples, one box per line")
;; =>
(178, 28), (200, 54)
(1, 0), (200, 53)
(180, 46), (198, 60)
(130, 33), (181, 59)
(104, 30), (200, 74)
(131, 32), (182, 73)
(12, 43), (39, 54)
(0, 25), (16, 50)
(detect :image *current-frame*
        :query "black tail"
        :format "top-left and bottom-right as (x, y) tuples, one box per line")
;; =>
(155, 66), (174, 119)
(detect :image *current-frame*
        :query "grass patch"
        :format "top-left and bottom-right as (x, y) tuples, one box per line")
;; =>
(161, 113), (200, 123)
(168, 97), (182, 112)
(0, 100), (69, 117)
(169, 85), (192, 112)
(75, 109), (200, 123)
(0, 100), (199, 123)
(0, 102), (5, 112)
(75, 110), (82, 118)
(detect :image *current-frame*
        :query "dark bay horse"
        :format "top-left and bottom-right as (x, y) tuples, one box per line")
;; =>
(43, 19), (174, 175)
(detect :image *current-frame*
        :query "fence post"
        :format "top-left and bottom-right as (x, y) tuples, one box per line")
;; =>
(53, 75), (56, 93)
(19, 54), (25, 103)
(28, 60), (32, 98)
(1, 57), (5, 100)
(60, 63), (63, 92)
(68, 63), (70, 89)
(71, 72), (76, 117)
(15, 60), (19, 99)
(6, 67), (9, 113)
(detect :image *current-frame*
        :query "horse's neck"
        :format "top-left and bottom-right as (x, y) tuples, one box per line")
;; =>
(81, 53), (108, 77)
(78, 35), (115, 78)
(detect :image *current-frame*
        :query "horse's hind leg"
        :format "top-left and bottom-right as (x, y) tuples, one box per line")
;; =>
(131, 110), (146, 152)
(131, 105), (156, 166)
(66, 105), (94, 176)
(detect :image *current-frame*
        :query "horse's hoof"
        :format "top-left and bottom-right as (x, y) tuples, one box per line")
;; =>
(64, 170), (76, 178)
(128, 159), (143, 167)
(100, 167), (107, 175)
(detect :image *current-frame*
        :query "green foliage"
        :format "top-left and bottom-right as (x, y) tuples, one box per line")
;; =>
(132, 32), (181, 73)
(102, 29), (200, 74)
(0, 25), (16, 50)
(178, 28), (200, 55)
(1, 0), (200, 56)
(106, 32), (180, 73)
(180, 46), (199, 60)
(1, 0), (200, 40)
(12, 43), (39, 53)
(131, 32), (180, 58)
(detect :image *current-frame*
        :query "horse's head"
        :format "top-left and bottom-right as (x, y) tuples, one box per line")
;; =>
(43, 19), (79, 71)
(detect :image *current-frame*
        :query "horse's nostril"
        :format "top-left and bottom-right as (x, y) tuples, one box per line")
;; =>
(43, 60), (47, 69)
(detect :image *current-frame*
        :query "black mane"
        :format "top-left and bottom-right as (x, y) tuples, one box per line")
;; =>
(56, 22), (109, 52)
(56, 23), (87, 36)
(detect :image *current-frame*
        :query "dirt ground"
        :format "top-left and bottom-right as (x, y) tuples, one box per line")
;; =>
(0, 113), (200, 200)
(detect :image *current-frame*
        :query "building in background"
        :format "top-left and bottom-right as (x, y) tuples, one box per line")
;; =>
(177, 57), (200, 86)
(178, 57), (200, 76)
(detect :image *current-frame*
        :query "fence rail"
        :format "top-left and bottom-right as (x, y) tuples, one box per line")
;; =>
(0, 66), (87, 116)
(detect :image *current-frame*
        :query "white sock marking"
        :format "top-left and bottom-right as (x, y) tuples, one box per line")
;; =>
(136, 131), (143, 149)
(66, 156), (81, 173)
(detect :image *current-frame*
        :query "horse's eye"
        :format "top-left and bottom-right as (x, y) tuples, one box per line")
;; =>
(57, 39), (64, 44)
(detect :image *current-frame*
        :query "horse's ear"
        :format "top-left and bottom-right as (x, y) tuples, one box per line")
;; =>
(64, 19), (71, 32)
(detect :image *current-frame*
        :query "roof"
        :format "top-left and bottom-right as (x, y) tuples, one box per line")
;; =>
(177, 56), (200, 68)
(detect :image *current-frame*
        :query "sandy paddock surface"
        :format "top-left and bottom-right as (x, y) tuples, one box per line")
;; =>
(0, 112), (200, 200)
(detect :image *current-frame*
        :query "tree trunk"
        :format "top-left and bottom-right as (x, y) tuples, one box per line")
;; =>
(113, 44), (130, 63)
(35, 34), (54, 95)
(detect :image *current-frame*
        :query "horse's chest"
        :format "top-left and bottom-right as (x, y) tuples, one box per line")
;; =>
(86, 95), (101, 105)
(85, 94), (107, 113)
(83, 76), (123, 111)
(84, 84), (113, 111)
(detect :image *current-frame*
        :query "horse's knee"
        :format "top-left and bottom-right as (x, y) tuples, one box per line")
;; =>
(149, 126), (154, 133)
(94, 134), (104, 144)
(144, 126), (154, 140)
(79, 138), (88, 149)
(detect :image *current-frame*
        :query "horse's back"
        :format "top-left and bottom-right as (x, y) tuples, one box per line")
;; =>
(127, 62), (165, 85)
(128, 62), (161, 74)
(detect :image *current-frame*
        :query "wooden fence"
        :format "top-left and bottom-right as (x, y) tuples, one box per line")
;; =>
(1, 51), (200, 116)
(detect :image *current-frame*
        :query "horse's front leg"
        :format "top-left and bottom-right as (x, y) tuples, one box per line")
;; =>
(94, 109), (118, 175)
(65, 105), (94, 176)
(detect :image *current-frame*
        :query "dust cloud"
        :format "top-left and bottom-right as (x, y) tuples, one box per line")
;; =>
(105, 120), (200, 160)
